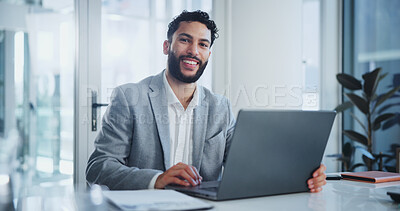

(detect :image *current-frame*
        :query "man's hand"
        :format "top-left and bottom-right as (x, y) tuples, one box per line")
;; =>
(307, 164), (327, 193)
(155, 162), (202, 189)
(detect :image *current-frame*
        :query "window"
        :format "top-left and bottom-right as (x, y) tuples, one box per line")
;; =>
(302, 0), (321, 110)
(343, 0), (400, 171)
(100, 0), (214, 108)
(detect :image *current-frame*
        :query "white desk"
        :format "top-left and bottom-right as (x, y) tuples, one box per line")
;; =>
(203, 180), (400, 210)
(11, 180), (400, 210)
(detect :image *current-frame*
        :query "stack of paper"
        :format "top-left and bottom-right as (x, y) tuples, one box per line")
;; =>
(102, 189), (212, 210)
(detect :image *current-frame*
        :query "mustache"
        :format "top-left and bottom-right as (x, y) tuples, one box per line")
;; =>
(179, 55), (201, 63)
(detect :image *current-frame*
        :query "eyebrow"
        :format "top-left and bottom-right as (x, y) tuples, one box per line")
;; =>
(178, 33), (211, 44)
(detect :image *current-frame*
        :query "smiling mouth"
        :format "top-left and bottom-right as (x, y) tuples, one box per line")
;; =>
(181, 58), (200, 70)
(182, 59), (198, 65)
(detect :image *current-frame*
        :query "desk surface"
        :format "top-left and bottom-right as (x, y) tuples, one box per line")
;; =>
(203, 180), (400, 211)
(12, 179), (400, 210)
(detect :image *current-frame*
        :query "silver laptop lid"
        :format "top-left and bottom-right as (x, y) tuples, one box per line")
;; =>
(217, 110), (336, 200)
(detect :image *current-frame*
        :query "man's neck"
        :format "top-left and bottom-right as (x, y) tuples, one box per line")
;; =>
(165, 70), (196, 109)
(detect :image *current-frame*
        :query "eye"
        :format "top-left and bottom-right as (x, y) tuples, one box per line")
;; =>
(200, 43), (209, 48)
(180, 38), (189, 43)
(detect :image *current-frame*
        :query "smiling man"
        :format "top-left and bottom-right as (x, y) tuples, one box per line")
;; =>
(86, 10), (327, 192)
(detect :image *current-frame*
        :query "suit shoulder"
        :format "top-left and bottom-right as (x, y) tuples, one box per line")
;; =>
(200, 86), (230, 107)
(116, 75), (154, 91)
(110, 75), (155, 105)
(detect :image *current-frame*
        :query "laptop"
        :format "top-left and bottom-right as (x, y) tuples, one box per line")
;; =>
(166, 110), (336, 201)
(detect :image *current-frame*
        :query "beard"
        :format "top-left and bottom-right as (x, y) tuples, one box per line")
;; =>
(167, 50), (208, 83)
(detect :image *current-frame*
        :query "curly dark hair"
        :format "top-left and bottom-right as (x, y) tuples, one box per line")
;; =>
(167, 10), (219, 47)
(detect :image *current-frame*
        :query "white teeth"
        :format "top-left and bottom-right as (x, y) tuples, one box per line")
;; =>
(183, 60), (197, 65)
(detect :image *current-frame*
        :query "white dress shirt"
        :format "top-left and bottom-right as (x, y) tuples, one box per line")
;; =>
(148, 71), (199, 189)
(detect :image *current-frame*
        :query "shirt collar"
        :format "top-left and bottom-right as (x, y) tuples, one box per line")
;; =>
(163, 70), (199, 108)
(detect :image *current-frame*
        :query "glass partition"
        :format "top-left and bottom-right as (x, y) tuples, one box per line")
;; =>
(0, 1), (75, 187)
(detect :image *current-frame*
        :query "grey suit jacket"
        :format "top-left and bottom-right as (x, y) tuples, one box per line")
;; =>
(86, 71), (236, 190)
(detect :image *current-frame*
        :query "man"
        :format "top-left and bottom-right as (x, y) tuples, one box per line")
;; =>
(86, 10), (326, 192)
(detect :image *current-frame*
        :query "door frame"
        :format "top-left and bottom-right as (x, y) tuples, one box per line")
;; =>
(74, 0), (102, 189)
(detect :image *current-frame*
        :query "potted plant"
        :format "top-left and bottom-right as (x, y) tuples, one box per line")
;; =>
(334, 67), (400, 171)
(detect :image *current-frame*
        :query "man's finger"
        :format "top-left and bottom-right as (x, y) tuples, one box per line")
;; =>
(313, 177), (327, 187)
(183, 165), (198, 181)
(167, 163), (202, 185)
(170, 169), (198, 186)
(171, 163), (199, 181)
(315, 179), (327, 188)
(308, 175), (326, 190)
(155, 172), (188, 189)
(310, 187), (322, 193)
(308, 174), (326, 185)
(191, 166), (202, 182)
(314, 174), (327, 183)
(313, 164), (327, 177)
(166, 177), (190, 187)
(172, 162), (186, 169)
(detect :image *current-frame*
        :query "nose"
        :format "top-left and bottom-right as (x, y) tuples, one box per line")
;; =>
(186, 43), (199, 56)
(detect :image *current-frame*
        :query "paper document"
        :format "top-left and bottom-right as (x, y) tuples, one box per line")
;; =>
(102, 189), (213, 210)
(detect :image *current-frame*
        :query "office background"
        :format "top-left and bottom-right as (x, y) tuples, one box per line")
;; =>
(0, 0), (399, 191)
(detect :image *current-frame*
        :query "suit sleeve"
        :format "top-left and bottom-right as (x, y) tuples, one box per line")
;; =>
(86, 86), (163, 190)
(223, 98), (236, 164)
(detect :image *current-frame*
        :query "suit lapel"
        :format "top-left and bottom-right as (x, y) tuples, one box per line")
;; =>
(148, 71), (171, 170)
(192, 87), (208, 171)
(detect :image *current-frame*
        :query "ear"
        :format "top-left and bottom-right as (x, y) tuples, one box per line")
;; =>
(163, 40), (170, 55)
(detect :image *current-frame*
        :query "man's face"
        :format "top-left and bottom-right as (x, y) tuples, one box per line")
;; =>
(163, 21), (212, 83)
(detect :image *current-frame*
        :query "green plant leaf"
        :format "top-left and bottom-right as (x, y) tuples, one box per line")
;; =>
(378, 72), (389, 82)
(345, 93), (369, 114)
(355, 146), (375, 159)
(334, 101), (353, 112)
(373, 85), (400, 113)
(373, 113), (395, 131)
(373, 153), (394, 160)
(362, 67), (381, 100)
(382, 114), (400, 130)
(373, 123), (380, 131)
(350, 112), (367, 133)
(343, 130), (368, 146)
(378, 101), (400, 113)
(350, 163), (365, 171)
(342, 142), (354, 158)
(362, 155), (374, 169)
(383, 155), (395, 164)
(371, 94), (378, 101)
(326, 154), (342, 158)
(337, 74), (362, 90)
(337, 157), (351, 162)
